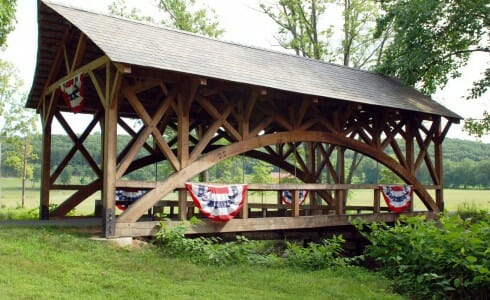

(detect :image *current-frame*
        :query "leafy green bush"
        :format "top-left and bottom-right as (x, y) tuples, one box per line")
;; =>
(153, 220), (281, 267)
(153, 220), (349, 270)
(355, 215), (490, 299)
(284, 235), (347, 270)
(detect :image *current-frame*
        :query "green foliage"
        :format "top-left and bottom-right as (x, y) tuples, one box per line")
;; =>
(261, 0), (390, 68)
(0, 0), (16, 49)
(154, 221), (352, 270)
(154, 220), (281, 267)
(355, 214), (490, 299)
(156, 0), (223, 38)
(375, 0), (490, 136)
(108, 0), (223, 38)
(260, 0), (333, 60)
(285, 235), (348, 270)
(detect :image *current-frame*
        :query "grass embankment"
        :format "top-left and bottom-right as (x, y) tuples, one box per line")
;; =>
(0, 227), (403, 300)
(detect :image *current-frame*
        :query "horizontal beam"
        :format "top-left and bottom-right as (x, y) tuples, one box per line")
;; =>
(116, 180), (442, 191)
(115, 212), (437, 237)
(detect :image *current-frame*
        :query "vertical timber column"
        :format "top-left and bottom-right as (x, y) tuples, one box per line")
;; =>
(434, 117), (444, 212)
(40, 114), (53, 220)
(406, 118), (415, 212)
(177, 83), (192, 220)
(335, 147), (345, 215)
(102, 90), (118, 237)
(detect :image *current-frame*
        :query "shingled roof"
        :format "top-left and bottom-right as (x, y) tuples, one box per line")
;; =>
(28, 0), (461, 120)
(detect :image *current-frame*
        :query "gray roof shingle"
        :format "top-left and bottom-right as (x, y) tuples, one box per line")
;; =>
(31, 0), (461, 120)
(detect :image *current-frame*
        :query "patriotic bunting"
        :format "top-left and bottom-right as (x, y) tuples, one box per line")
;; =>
(115, 189), (146, 211)
(185, 183), (247, 222)
(281, 190), (308, 206)
(380, 185), (413, 213)
(60, 73), (85, 113)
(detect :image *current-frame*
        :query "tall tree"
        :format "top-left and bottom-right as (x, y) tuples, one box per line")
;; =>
(0, 0), (16, 49)
(375, 0), (490, 136)
(260, 0), (389, 67)
(109, 0), (223, 38)
(0, 61), (39, 207)
(260, 0), (332, 60)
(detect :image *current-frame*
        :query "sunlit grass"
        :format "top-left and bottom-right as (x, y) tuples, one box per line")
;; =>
(0, 227), (404, 300)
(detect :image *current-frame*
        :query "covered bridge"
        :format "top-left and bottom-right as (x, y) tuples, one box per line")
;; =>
(27, 1), (462, 238)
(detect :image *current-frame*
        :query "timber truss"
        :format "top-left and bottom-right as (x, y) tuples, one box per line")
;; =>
(36, 27), (455, 237)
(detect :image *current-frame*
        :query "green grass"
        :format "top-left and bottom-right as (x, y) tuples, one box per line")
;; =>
(0, 227), (404, 299)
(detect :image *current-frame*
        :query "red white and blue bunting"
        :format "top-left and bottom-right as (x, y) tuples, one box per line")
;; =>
(59, 73), (85, 113)
(185, 183), (247, 222)
(380, 185), (413, 213)
(115, 189), (147, 211)
(281, 190), (308, 206)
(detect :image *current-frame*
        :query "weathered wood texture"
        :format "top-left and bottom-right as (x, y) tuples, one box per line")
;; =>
(116, 212), (438, 237)
(32, 3), (458, 238)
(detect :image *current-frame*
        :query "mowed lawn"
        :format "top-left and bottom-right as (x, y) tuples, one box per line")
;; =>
(0, 227), (405, 300)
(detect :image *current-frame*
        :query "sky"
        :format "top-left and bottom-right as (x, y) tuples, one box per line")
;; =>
(2, 0), (489, 142)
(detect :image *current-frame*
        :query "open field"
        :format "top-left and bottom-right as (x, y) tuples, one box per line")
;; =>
(1, 177), (488, 216)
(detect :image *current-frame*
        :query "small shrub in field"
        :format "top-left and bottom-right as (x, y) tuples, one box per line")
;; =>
(355, 214), (490, 299)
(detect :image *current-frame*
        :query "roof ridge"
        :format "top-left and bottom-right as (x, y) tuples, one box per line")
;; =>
(42, 0), (412, 92)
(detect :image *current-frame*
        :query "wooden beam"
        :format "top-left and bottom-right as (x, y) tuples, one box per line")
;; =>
(46, 55), (110, 95)
(70, 33), (87, 72)
(115, 212), (437, 237)
(118, 89), (178, 177)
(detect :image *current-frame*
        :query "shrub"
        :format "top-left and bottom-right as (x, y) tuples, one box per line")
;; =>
(153, 220), (349, 270)
(153, 220), (280, 267)
(284, 235), (348, 270)
(355, 214), (490, 299)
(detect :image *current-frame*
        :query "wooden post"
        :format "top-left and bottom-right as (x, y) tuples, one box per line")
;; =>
(40, 114), (52, 220)
(434, 117), (444, 212)
(178, 189), (187, 220)
(373, 188), (380, 214)
(240, 195), (248, 219)
(292, 189), (300, 217)
(101, 84), (118, 238)
(335, 147), (345, 215)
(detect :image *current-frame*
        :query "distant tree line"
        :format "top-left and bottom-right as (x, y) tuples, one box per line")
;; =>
(1, 134), (489, 189)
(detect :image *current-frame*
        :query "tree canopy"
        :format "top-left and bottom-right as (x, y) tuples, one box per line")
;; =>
(374, 0), (490, 136)
(108, 0), (223, 38)
(0, 0), (16, 49)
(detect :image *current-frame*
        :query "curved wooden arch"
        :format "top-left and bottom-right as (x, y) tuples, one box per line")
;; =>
(118, 130), (436, 223)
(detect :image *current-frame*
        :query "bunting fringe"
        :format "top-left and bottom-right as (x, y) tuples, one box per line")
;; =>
(185, 183), (247, 222)
(115, 189), (146, 211)
(380, 185), (413, 213)
(281, 190), (308, 206)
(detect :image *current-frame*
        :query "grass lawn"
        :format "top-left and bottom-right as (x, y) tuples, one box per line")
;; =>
(0, 227), (405, 300)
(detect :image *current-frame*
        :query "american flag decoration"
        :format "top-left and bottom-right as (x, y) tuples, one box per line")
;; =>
(380, 185), (413, 213)
(59, 73), (85, 113)
(281, 190), (308, 206)
(185, 183), (247, 222)
(115, 189), (146, 211)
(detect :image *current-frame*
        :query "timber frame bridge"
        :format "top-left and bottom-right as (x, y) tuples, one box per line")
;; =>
(27, 1), (462, 238)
